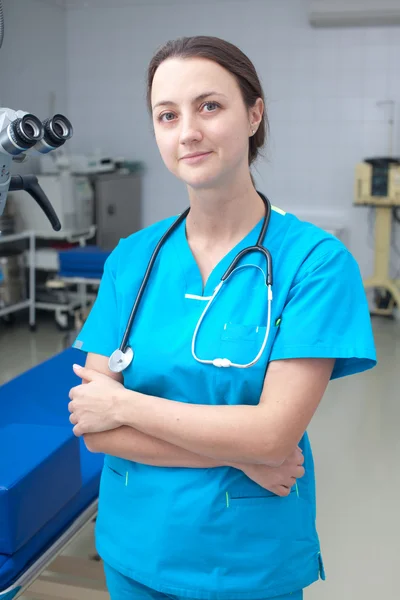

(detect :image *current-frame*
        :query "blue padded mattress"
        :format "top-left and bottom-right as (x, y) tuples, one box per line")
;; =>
(58, 246), (110, 279)
(0, 347), (104, 592)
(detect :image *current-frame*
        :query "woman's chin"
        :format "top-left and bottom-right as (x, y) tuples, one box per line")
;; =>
(180, 170), (222, 191)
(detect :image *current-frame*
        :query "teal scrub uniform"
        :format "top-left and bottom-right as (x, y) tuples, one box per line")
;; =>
(103, 562), (304, 600)
(74, 205), (376, 600)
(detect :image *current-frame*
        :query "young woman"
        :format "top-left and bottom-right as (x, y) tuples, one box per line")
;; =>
(68, 36), (376, 600)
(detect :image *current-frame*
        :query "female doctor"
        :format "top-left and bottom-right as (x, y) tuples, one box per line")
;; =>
(68, 36), (376, 600)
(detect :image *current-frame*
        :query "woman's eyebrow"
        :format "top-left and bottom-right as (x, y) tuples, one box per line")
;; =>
(153, 91), (227, 110)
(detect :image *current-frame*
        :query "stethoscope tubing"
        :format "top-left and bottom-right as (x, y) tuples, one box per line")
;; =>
(109, 192), (272, 373)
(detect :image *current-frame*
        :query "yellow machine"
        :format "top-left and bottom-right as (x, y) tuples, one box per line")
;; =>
(354, 157), (400, 317)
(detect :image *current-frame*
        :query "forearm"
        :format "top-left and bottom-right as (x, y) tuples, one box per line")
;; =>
(74, 356), (331, 470)
(117, 391), (283, 466)
(83, 426), (231, 468)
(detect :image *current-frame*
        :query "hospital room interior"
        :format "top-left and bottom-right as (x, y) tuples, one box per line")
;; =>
(0, 0), (399, 599)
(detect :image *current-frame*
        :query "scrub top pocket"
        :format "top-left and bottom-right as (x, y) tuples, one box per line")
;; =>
(229, 487), (296, 504)
(219, 322), (267, 365)
(228, 489), (308, 541)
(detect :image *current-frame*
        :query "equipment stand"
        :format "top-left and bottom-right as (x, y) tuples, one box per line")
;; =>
(364, 206), (400, 317)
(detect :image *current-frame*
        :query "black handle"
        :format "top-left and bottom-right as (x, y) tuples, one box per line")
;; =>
(9, 175), (61, 231)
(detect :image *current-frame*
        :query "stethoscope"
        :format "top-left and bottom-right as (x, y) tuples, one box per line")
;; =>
(108, 192), (273, 373)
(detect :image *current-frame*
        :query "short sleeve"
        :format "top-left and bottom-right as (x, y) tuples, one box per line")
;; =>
(269, 245), (377, 379)
(72, 241), (122, 358)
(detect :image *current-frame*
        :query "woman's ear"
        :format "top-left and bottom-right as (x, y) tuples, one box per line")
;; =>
(249, 97), (264, 134)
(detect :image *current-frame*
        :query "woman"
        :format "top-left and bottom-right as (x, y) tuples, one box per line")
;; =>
(68, 36), (376, 600)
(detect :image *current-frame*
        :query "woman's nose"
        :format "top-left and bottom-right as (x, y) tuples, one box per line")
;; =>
(179, 116), (203, 145)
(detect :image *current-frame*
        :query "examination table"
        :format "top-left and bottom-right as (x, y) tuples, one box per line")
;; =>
(0, 347), (106, 600)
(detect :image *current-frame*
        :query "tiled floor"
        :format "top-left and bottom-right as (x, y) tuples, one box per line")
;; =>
(1, 313), (398, 600)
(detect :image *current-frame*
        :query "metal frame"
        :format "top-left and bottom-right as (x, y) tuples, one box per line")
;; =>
(34, 227), (96, 328)
(0, 499), (108, 600)
(0, 230), (36, 328)
(60, 277), (101, 322)
(0, 227), (97, 329)
(45, 276), (101, 333)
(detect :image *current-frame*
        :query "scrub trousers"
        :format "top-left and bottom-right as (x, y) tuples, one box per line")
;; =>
(103, 563), (303, 600)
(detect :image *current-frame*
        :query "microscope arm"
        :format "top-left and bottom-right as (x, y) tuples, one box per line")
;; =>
(9, 175), (61, 231)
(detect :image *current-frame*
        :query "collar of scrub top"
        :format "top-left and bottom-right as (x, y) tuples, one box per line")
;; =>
(108, 192), (273, 373)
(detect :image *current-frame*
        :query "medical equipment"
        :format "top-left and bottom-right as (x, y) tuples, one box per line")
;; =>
(12, 173), (94, 234)
(67, 154), (115, 175)
(355, 157), (400, 204)
(354, 157), (400, 316)
(108, 192), (273, 373)
(0, 107), (73, 231)
(36, 158), (142, 249)
(49, 246), (109, 336)
(191, 264), (272, 368)
(39, 152), (116, 176)
(0, 348), (106, 600)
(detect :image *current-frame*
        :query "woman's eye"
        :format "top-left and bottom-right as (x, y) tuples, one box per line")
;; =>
(202, 102), (219, 113)
(159, 112), (175, 123)
(158, 102), (219, 122)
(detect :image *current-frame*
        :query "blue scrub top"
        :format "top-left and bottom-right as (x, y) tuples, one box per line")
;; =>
(74, 205), (376, 599)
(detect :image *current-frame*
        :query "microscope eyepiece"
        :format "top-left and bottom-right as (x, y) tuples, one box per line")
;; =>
(12, 114), (43, 146)
(34, 114), (73, 153)
(48, 114), (73, 141)
(0, 106), (74, 229)
(0, 113), (43, 155)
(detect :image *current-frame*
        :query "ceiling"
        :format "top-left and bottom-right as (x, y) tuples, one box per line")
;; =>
(35, 0), (207, 7)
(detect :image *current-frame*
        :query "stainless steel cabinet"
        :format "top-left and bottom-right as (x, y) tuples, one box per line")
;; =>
(94, 173), (142, 250)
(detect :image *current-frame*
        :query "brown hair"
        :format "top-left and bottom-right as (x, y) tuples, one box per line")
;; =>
(146, 36), (268, 167)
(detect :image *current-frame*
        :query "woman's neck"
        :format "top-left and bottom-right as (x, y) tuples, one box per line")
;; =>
(185, 180), (265, 249)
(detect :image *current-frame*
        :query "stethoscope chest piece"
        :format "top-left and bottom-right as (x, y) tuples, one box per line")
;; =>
(108, 347), (134, 373)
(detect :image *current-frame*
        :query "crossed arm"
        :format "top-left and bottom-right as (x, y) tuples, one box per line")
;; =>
(82, 354), (230, 468)
(80, 353), (334, 468)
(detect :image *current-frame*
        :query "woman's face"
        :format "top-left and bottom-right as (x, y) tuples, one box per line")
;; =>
(151, 57), (262, 190)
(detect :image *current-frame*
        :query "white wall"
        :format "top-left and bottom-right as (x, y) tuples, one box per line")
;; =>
(0, 0), (68, 174)
(65, 0), (400, 277)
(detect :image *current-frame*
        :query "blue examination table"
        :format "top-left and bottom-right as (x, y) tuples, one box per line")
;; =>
(58, 246), (111, 279)
(0, 347), (104, 600)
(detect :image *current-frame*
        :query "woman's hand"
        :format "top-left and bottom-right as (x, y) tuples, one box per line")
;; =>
(239, 447), (305, 497)
(68, 364), (127, 436)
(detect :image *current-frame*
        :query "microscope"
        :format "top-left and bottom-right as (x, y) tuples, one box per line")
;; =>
(0, 0), (72, 231)
(0, 109), (73, 231)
